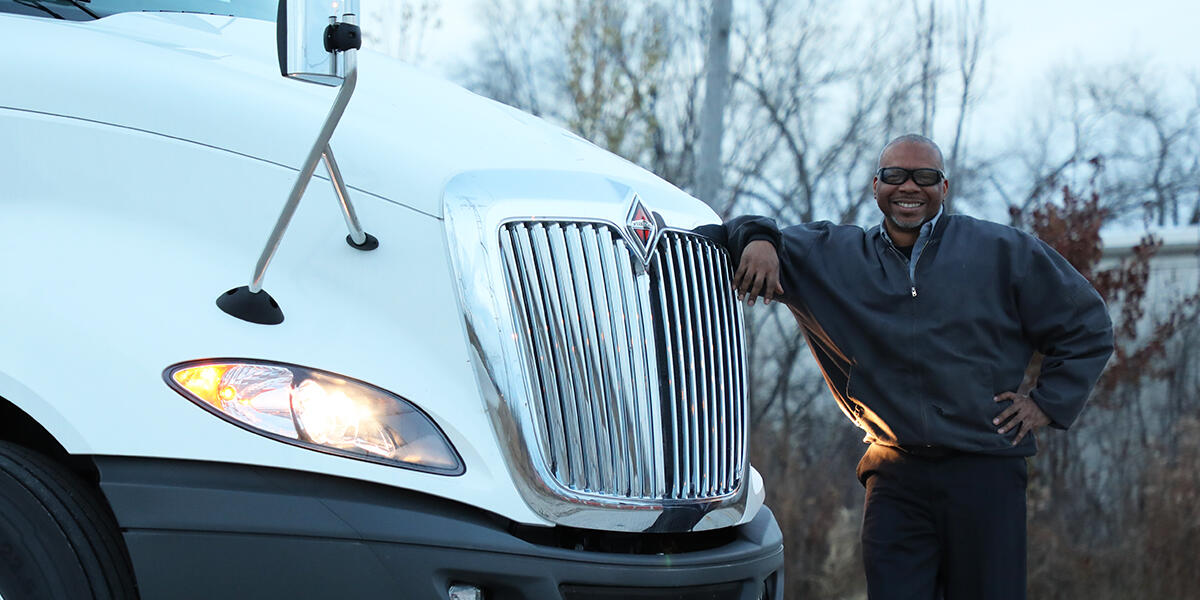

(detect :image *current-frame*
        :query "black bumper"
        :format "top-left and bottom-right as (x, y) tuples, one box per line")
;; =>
(95, 458), (784, 600)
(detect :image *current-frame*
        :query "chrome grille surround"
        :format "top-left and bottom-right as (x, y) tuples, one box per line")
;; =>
(444, 171), (755, 532)
(501, 222), (747, 501)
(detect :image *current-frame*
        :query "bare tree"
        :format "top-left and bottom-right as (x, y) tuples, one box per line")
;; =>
(943, 0), (986, 213)
(1089, 69), (1200, 226)
(459, 0), (707, 188)
(1003, 64), (1200, 226)
(459, 0), (556, 116)
(362, 1), (441, 63)
(913, 0), (939, 136)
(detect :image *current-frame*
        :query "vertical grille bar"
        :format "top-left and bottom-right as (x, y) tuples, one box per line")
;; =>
(581, 226), (628, 495)
(663, 242), (694, 497)
(522, 225), (587, 488)
(562, 225), (614, 491)
(545, 225), (604, 490)
(608, 233), (662, 497)
(674, 238), (702, 497)
(501, 228), (555, 471)
(713, 247), (736, 491)
(652, 250), (683, 498)
(597, 234), (636, 496)
(728, 252), (748, 482)
(685, 238), (712, 496)
(628, 254), (666, 497)
(698, 240), (725, 494)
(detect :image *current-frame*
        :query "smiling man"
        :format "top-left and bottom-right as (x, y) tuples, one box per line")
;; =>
(876, 137), (946, 245)
(722, 134), (1114, 599)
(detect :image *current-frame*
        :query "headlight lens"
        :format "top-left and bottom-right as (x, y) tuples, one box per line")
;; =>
(166, 360), (462, 474)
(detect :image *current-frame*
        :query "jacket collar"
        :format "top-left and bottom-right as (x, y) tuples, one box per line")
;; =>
(875, 207), (947, 248)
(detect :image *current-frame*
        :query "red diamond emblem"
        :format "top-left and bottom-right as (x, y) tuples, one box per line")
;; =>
(625, 195), (658, 260)
(630, 206), (653, 243)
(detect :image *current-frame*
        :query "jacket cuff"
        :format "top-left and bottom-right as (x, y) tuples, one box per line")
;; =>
(1030, 392), (1075, 431)
(746, 233), (778, 247)
(723, 215), (783, 267)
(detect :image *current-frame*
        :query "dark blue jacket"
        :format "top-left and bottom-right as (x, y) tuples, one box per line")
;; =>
(723, 214), (1114, 456)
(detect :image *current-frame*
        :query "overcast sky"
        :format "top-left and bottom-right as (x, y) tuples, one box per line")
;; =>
(403, 1), (1199, 88)
(396, 0), (1199, 141)
(367, 0), (1200, 231)
(975, 1), (1198, 129)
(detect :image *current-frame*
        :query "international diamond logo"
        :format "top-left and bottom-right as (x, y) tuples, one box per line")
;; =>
(625, 194), (659, 262)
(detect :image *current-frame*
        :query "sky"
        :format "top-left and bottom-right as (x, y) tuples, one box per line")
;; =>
(393, 0), (1200, 91)
(364, 0), (1200, 232)
(973, 0), (1198, 141)
(381, 0), (1200, 153)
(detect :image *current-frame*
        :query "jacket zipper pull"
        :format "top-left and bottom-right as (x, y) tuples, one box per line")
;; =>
(911, 286), (918, 298)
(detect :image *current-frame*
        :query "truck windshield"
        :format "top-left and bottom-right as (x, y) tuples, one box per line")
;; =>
(0, 0), (274, 21)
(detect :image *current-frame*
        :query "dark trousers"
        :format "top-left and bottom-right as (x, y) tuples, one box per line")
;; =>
(857, 444), (1028, 600)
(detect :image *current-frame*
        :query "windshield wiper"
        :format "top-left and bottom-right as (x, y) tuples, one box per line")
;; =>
(15, 0), (64, 19)
(68, 0), (98, 19)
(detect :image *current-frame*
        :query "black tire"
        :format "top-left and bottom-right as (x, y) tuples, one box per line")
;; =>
(0, 442), (138, 600)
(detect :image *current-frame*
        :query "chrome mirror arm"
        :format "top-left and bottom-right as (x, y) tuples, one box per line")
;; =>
(249, 45), (363, 295)
(217, 6), (370, 325)
(321, 142), (377, 250)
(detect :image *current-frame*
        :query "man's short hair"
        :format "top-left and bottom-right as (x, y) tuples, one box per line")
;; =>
(878, 134), (945, 172)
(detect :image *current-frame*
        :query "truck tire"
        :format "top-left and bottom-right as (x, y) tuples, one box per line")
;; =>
(0, 442), (138, 600)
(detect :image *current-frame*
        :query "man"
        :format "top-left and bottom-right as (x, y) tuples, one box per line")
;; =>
(722, 134), (1114, 599)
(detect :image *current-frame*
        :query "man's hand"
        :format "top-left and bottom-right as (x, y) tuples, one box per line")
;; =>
(993, 392), (1051, 445)
(732, 240), (784, 306)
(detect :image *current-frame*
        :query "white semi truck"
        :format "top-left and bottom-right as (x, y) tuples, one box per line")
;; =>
(0, 1), (783, 598)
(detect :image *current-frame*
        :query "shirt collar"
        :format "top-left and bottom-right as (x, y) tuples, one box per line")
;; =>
(880, 207), (944, 247)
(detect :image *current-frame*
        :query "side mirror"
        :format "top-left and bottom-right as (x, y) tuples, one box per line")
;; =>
(276, 0), (360, 86)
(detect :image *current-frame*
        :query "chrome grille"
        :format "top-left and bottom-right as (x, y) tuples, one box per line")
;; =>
(651, 233), (747, 499)
(500, 222), (746, 501)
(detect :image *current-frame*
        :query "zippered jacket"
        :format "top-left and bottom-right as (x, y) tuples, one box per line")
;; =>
(722, 214), (1114, 456)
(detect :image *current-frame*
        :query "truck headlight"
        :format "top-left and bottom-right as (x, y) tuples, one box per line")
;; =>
(165, 360), (462, 474)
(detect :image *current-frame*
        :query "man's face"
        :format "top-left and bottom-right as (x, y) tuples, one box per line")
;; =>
(873, 141), (948, 233)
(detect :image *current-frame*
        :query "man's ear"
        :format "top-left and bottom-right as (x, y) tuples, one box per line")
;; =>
(872, 177), (879, 195)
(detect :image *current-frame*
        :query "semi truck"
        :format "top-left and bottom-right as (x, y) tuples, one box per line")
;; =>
(0, 1), (784, 598)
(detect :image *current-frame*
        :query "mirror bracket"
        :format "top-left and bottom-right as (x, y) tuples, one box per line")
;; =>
(218, 1), (374, 325)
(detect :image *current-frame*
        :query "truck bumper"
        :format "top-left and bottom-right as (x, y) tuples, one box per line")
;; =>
(95, 458), (784, 600)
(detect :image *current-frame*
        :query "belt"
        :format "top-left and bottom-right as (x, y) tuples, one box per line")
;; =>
(897, 444), (960, 459)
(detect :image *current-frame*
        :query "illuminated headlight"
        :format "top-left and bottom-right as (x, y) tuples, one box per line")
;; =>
(165, 360), (462, 474)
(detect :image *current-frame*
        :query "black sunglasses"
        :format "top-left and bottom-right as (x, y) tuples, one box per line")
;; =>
(877, 167), (945, 187)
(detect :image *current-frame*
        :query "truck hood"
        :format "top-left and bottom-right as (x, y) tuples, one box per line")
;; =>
(2, 11), (690, 218)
